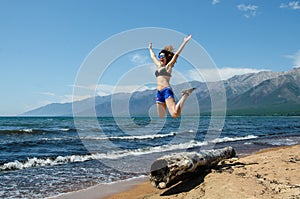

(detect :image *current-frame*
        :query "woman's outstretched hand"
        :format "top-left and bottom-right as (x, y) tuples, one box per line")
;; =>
(184, 35), (192, 43)
(148, 42), (153, 50)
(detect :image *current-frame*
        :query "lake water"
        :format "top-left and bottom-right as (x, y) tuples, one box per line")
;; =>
(0, 116), (299, 198)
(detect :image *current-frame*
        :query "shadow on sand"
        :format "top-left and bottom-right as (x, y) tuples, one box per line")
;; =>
(160, 161), (255, 196)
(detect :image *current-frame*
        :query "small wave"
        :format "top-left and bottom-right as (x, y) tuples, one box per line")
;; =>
(0, 128), (75, 135)
(81, 132), (176, 141)
(210, 135), (258, 143)
(0, 129), (44, 134)
(181, 129), (196, 133)
(109, 132), (176, 140)
(260, 138), (298, 146)
(0, 155), (93, 171)
(0, 134), (257, 171)
(39, 137), (72, 141)
(59, 128), (72, 132)
(47, 127), (76, 132)
(21, 129), (33, 133)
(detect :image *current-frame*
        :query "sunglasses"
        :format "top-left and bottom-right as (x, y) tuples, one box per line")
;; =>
(158, 53), (166, 59)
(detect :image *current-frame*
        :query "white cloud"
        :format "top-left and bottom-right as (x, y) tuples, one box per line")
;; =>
(71, 64), (156, 97)
(280, 1), (300, 10)
(72, 83), (155, 97)
(26, 95), (73, 113)
(284, 50), (300, 67)
(71, 84), (98, 91)
(35, 89), (89, 105)
(130, 53), (148, 64)
(237, 4), (258, 18)
(295, 50), (300, 66)
(212, 0), (220, 5)
(96, 84), (155, 96)
(35, 92), (56, 97)
(187, 67), (267, 82)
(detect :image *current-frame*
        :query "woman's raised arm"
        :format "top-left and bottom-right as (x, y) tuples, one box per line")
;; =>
(167, 35), (192, 67)
(149, 42), (160, 66)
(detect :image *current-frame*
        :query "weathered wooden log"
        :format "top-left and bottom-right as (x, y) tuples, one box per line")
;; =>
(149, 146), (236, 189)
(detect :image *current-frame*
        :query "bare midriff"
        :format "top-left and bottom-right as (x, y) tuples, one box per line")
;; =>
(156, 76), (171, 91)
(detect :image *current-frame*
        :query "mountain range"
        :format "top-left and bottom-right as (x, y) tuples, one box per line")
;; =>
(22, 67), (300, 116)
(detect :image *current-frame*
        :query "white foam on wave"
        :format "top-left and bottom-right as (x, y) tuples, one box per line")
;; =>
(39, 137), (70, 141)
(19, 129), (33, 133)
(57, 128), (71, 132)
(81, 132), (176, 140)
(211, 135), (257, 143)
(266, 138), (298, 146)
(0, 155), (96, 171)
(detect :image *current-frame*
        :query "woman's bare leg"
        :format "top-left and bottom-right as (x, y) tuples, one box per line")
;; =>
(156, 103), (167, 118)
(165, 94), (188, 118)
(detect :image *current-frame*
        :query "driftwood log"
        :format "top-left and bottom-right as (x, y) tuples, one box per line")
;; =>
(149, 146), (236, 189)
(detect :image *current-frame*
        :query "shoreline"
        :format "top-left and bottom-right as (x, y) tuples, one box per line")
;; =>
(49, 176), (148, 199)
(51, 144), (300, 199)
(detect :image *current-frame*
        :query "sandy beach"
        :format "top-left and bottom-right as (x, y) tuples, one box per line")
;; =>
(104, 145), (300, 199)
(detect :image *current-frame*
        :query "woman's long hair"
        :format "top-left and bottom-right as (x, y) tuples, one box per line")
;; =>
(160, 45), (175, 65)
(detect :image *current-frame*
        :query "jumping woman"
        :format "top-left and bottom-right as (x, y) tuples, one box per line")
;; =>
(149, 34), (195, 118)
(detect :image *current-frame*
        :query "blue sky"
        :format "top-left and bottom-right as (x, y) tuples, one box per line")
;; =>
(0, 0), (300, 115)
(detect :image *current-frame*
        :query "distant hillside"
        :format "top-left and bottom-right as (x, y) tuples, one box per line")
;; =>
(21, 67), (300, 116)
(227, 67), (300, 115)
